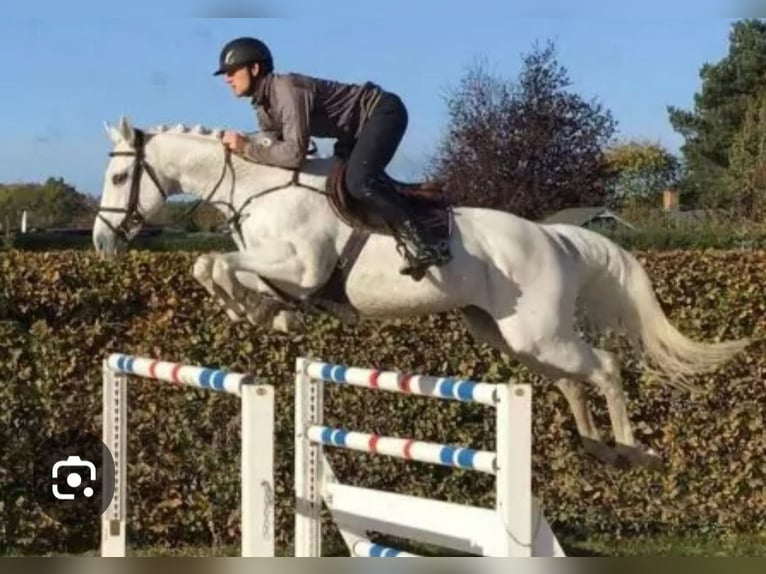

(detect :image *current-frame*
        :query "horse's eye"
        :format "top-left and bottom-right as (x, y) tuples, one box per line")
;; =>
(112, 172), (128, 185)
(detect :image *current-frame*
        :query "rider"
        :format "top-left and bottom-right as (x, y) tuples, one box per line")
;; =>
(213, 36), (451, 280)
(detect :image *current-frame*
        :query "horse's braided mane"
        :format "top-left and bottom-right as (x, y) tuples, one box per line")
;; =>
(147, 123), (225, 141)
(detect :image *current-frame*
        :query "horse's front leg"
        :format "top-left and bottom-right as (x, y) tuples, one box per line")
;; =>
(210, 241), (320, 332)
(192, 252), (247, 322)
(194, 250), (301, 332)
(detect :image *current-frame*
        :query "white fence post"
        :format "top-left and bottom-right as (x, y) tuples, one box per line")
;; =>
(495, 384), (533, 556)
(100, 354), (274, 557)
(101, 359), (127, 557)
(294, 357), (323, 557)
(291, 358), (564, 558)
(241, 382), (275, 557)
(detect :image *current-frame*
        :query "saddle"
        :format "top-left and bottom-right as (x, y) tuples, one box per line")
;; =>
(254, 157), (456, 325)
(325, 158), (454, 242)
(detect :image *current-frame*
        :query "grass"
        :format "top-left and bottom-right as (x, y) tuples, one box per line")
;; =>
(4, 533), (765, 557)
(562, 532), (766, 557)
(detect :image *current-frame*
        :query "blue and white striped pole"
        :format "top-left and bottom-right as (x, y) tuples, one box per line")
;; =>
(352, 540), (420, 557)
(101, 354), (274, 558)
(307, 425), (497, 474)
(304, 360), (498, 406)
(106, 353), (251, 395)
(294, 356), (550, 557)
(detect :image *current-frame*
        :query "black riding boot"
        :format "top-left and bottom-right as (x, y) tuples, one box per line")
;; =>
(358, 179), (451, 280)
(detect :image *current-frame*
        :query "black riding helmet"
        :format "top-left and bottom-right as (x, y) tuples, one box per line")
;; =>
(213, 37), (274, 76)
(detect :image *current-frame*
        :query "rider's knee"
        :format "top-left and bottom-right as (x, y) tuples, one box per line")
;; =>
(389, 93), (409, 127)
(344, 167), (369, 201)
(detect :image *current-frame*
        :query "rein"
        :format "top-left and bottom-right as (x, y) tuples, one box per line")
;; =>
(98, 128), (326, 243)
(98, 129), (361, 315)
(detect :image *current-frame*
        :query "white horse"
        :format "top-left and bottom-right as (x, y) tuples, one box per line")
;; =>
(93, 116), (750, 469)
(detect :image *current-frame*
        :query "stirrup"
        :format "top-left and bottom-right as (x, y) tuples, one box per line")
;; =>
(399, 259), (428, 280)
(396, 242), (451, 281)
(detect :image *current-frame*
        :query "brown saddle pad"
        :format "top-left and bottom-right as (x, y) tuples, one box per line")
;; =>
(325, 158), (454, 241)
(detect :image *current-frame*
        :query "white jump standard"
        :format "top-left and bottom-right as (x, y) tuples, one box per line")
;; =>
(294, 358), (565, 557)
(101, 353), (275, 557)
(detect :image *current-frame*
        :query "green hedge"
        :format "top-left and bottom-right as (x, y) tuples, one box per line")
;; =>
(604, 227), (766, 250)
(4, 231), (237, 253)
(0, 249), (764, 555)
(6, 223), (766, 253)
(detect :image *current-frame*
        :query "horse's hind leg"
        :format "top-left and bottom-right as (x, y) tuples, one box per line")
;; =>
(494, 314), (661, 469)
(585, 347), (662, 469)
(460, 307), (616, 465)
(553, 379), (618, 465)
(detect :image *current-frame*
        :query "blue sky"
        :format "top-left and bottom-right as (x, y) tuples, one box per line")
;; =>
(0, 1), (748, 197)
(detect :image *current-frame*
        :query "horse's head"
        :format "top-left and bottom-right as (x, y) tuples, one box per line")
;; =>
(93, 116), (179, 258)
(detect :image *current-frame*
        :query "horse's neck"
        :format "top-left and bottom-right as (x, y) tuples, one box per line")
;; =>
(156, 135), (280, 204)
(155, 134), (351, 240)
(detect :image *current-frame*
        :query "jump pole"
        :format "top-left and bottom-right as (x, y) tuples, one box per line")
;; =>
(101, 353), (275, 557)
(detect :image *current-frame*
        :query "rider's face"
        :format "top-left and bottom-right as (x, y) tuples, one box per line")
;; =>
(224, 63), (260, 97)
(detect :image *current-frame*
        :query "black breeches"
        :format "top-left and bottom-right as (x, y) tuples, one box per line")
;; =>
(344, 91), (408, 199)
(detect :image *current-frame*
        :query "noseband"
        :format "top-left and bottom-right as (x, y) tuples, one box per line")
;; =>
(97, 128), (236, 244)
(98, 127), (330, 250)
(97, 129), (169, 243)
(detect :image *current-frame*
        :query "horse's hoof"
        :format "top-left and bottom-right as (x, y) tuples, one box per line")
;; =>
(225, 311), (245, 323)
(272, 310), (301, 333)
(616, 443), (664, 471)
(245, 296), (283, 327)
(212, 298), (244, 323)
(581, 437), (619, 466)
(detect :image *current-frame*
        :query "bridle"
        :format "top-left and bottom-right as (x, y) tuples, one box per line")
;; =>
(96, 127), (323, 247)
(98, 127), (237, 244)
(95, 127), (341, 313)
(96, 129), (171, 243)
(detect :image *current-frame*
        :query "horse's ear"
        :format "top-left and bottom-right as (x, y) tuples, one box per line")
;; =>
(104, 121), (121, 144)
(117, 115), (136, 145)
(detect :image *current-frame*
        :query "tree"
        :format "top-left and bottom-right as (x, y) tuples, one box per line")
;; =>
(668, 18), (766, 205)
(0, 177), (97, 230)
(726, 89), (766, 219)
(430, 40), (617, 220)
(603, 139), (682, 209)
(151, 199), (226, 231)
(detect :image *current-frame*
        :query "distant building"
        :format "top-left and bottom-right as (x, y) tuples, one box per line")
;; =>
(541, 206), (635, 231)
(658, 188), (727, 223)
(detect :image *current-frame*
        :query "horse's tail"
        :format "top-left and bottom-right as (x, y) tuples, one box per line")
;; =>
(552, 224), (750, 392)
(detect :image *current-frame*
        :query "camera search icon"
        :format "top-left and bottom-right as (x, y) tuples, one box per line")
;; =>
(33, 429), (115, 528)
(51, 455), (97, 500)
